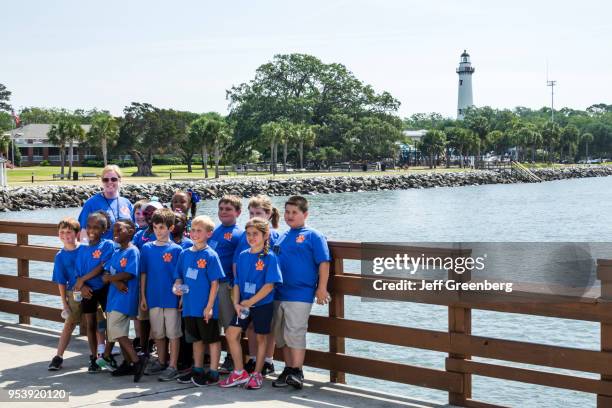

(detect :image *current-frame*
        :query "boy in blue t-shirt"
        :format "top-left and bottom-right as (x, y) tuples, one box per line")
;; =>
(73, 211), (116, 373)
(98, 220), (146, 382)
(220, 218), (282, 390)
(272, 196), (331, 390)
(173, 215), (225, 387)
(209, 195), (244, 373)
(48, 217), (81, 371)
(140, 208), (183, 381)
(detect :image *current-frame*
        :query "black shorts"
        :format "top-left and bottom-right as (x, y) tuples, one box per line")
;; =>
(81, 286), (108, 314)
(184, 317), (221, 344)
(229, 302), (274, 335)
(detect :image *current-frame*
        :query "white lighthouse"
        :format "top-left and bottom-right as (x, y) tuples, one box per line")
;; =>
(456, 50), (475, 119)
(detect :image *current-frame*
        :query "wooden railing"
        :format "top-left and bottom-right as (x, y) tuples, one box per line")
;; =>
(1, 221), (612, 407)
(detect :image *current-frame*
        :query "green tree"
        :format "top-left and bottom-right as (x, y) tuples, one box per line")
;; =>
(0, 84), (11, 112)
(581, 132), (594, 161)
(540, 121), (561, 163)
(47, 116), (84, 177)
(87, 113), (119, 166)
(464, 113), (489, 157)
(47, 121), (69, 176)
(294, 124), (317, 169)
(419, 130), (447, 168)
(261, 121), (283, 174)
(560, 124), (580, 162)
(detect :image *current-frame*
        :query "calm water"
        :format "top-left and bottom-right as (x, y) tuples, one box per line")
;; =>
(2, 176), (612, 407)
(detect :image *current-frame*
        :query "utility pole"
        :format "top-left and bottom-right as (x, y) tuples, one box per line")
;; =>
(547, 79), (556, 123)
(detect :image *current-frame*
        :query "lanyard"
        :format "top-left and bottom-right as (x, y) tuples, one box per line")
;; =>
(101, 193), (119, 222)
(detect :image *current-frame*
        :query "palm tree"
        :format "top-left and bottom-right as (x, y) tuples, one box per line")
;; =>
(419, 130), (447, 169)
(261, 122), (283, 175)
(66, 119), (85, 179)
(212, 123), (232, 178)
(188, 116), (213, 178)
(47, 121), (69, 176)
(88, 113), (119, 166)
(581, 132), (594, 162)
(295, 124), (316, 169)
(0, 134), (10, 159)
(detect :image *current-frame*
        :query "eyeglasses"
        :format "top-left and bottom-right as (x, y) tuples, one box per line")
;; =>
(102, 177), (119, 183)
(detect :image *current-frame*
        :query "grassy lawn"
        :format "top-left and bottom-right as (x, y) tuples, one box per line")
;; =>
(6, 165), (479, 186)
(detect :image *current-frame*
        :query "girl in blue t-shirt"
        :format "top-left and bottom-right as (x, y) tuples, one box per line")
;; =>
(219, 217), (282, 390)
(170, 189), (199, 236)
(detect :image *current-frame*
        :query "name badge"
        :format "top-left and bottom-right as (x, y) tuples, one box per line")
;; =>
(186, 267), (199, 280)
(208, 240), (218, 250)
(244, 282), (257, 294)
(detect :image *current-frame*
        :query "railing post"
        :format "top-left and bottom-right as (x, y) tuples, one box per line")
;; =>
(329, 257), (345, 383)
(447, 263), (472, 405)
(597, 260), (612, 408)
(16, 233), (30, 324)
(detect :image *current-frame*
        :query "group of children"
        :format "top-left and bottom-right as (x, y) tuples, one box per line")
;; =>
(49, 191), (330, 391)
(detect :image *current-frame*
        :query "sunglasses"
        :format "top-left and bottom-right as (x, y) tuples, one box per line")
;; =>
(102, 177), (119, 183)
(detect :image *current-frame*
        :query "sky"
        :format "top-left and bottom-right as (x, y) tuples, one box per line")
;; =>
(2, 0), (611, 119)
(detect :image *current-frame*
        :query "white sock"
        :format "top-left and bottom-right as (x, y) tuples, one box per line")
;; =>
(97, 344), (105, 355)
(249, 356), (256, 361)
(265, 357), (273, 364)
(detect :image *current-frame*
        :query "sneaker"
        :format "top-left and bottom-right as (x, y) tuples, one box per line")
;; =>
(244, 358), (256, 374)
(262, 361), (275, 376)
(133, 356), (147, 383)
(218, 370), (250, 388)
(191, 370), (212, 387)
(272, 366), (291, 388)
(158, 366), (180, 382)
(111, 360), (134, 377)
(245, 372), (263, 390)
(96, 355), (117, 372)
(88, 356), (101, 373)
(144, 359), (166, 375)
(286, 367), (304, 390)
(218, 355), (234, 374)
(204, 370), (220, 386)
(177, 370), (195, 384)
(48, 355), (63, 371)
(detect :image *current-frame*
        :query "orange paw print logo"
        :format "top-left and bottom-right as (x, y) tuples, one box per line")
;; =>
(119, 257), (127, 268)
(197, 258), (207, 268)
(255, 259), (265, 271)
(163, 253), (173, 263)
(295, 235), (305, 243)
(92, 249), (102, 259)
(223, 232), (233, 241)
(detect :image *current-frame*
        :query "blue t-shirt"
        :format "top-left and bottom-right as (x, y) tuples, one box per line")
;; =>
(274, 227), (331, 303)
(75, 239), (115, 290)
(140, 241), (183, 309)
(174, 237), (194, 250)
(235, 250), (283, 307)
(105, 245), (140, 316)
(232, 228), (280, 264)
(174, 246), (225, 318)
(209, 224), (244, 282)
(78, 193), (134, 240)
(132, 228), (156, 249)
(51, 247), (80, 290)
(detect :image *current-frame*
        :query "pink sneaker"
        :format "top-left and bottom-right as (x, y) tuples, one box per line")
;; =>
(219, 370), (250, 388)
(245, 372), (263, 390)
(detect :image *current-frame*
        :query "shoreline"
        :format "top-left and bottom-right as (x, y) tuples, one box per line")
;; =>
(1, 165), (611, 211)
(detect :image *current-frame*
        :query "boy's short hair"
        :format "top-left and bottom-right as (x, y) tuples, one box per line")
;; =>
(133, 199), (149, 212)
(219, 195), (242, 211)
(115, 219), (137, 238)
(151, 208), (175, 228)
(285, 195), (308, 213)
(58, 217), (80, 233)
(88, 210), (110, 232)
(191, 215), (215, 232)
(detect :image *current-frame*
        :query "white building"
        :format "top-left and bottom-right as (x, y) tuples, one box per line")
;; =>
(456, 50), (475, 119)
(402, 129), (427, 142)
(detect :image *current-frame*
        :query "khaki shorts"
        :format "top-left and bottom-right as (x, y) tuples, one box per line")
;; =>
(149, 307), (182, 339)
(217, 281), (235, 330)
(272, 301), (312, 349)
(65, 291), (82, 324)
(107, 311), (130, 341)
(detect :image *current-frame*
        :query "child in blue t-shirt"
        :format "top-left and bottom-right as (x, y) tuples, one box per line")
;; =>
(73, 211), (115, 373)
(272, 196), (331, 390)
(48, 217), (81, 371)
(231, 195), (280, 376)
(172, 212), (193, 250)
(132, 201), (164, 249)
(170, 189), (198, 236)
(98, 220), (146, 382)
(173, 215), (225, 387)
(210, 195), (244, 373)
(140, 208), (183, 381)
(220, 218), (282, 390)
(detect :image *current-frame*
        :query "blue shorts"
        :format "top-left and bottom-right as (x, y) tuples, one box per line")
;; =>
(230, 302), (274, 335)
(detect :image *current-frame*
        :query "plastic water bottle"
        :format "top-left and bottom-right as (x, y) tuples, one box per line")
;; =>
(239, 308), (250, 320)
(72, 291), (82, 302)
(61, 309), (70, 320)
(173, 284), (189, 295)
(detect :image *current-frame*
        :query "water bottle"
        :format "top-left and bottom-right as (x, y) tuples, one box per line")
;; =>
(239, 307), (250, 320)
(173, 284), (189, 295)
(61, 309), (70, 320)
(73, 291), (82, 302)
